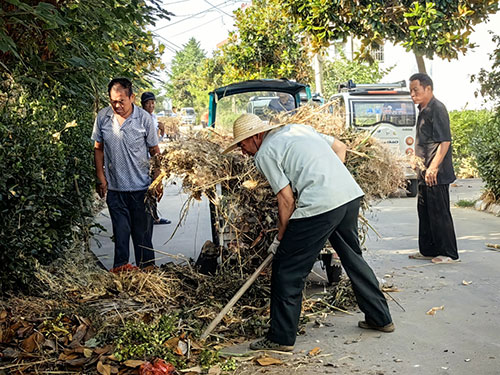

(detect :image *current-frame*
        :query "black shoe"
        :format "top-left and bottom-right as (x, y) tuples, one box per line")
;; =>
(154, 218), (171, 225)
(249, 337), (294, 352)
(358, 320), (395, 333)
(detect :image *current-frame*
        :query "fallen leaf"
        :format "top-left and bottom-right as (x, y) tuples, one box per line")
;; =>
(59, 352), (80, 361)
(21, 332), (44, 352)
(70, 323), (88, 348)
(426, 305), (445, 315)
(382, 286), (400, 292)
(308, 347), (321, 356)
(66, 357), (91, 366)
(179, 365), (202, 373)
(256, 356), (283, 366)
(462, 280), (472, 286)
(83, 348), (93, 358)
(95, 345), (113, 355)
(124, 360), (146, 368)
(0, 310), (7, 320)
(208, 364), (221, 375)
(97, 361), (111, 375)
(164, 337), (179, 350)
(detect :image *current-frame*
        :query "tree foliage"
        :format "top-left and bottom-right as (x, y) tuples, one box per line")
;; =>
(474, 33), (500, 107)
(0, 0), (170, 292)
(166, 38), (207, 112)
(283, 0), (499, 62)
(322, 55), (391, 98)
(220, 0), (313, 83)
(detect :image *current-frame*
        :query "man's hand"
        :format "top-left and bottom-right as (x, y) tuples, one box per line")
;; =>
(425, 165), (439, 186)
(96, 177), (108, 198)
(267, 235), (280, 255)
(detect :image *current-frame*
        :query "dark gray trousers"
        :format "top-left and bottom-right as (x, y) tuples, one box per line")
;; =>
(417, 184), (458, 259)
(106, 190), (155, 268)
(267, 198), (392, 346)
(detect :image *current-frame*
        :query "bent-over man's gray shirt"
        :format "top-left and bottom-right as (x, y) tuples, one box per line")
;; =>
(91, 105), (158, 191)
(255, 124), (364, 220)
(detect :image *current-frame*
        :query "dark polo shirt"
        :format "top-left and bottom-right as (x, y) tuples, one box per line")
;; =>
(415, 97), (456, 185)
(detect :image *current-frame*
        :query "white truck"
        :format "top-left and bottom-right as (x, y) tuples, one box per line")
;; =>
(329, 80), (418, 197)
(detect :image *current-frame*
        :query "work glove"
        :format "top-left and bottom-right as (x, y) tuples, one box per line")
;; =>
(267, 235), (280, 255)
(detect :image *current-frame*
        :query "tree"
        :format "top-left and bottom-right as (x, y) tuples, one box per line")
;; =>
(1, 0), (171, 108)
(220, 0), (313, 83)
(283, 0), (499, 72)
(0, 0), (171, 292)
(322, 54), (392, 98)
(166, 38), (207, 111)
(474, 33), (500, 106)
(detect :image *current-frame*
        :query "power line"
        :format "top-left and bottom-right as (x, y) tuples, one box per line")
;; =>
(153, 0), (235, 31)
(169, 15), (223, 38)
(203, 0), (234, 17)
(153, 33), (182, 51)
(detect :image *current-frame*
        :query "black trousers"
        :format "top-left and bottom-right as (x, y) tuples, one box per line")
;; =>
(267, 198), (392, 346)
(106, 190), (155, 268)
(417, 184), (458, 259)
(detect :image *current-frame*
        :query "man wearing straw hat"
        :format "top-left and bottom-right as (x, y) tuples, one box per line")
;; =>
(223, 113), (394, 351)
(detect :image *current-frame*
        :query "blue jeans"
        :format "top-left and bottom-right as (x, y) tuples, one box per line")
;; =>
(106, 190), (154, 268)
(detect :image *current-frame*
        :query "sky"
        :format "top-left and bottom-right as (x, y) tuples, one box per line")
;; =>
(152, 0), (247, 76)
(151, 1), (500, 109)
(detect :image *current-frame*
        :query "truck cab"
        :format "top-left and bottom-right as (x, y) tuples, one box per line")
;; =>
(330, 80), (418, 197)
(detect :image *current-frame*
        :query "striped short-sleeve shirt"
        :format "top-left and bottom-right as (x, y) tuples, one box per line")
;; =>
(91, 105), (159, 191)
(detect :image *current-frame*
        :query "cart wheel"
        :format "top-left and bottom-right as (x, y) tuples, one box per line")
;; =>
(320, 253), (342, 285)
(325, 264), (342, 285)
(406, 179), (418, 197)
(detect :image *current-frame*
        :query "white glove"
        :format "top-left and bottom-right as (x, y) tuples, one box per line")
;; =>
(267, 235), (280, 255)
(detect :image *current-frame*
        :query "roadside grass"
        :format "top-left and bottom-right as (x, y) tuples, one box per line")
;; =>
(455, 199), (477, 208)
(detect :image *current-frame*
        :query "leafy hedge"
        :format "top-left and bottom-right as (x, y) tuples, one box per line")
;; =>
(449, 109), (492, 178)
(470, 114), (500, 200)
(0, 91), (95, 291)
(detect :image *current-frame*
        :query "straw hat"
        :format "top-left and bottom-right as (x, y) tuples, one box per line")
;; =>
(222, 113), (282, 154)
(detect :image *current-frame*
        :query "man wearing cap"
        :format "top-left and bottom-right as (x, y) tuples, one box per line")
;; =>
(223, 114), (394, 351)
(141, 92), (171, 225)
(92, 78), (161, 271)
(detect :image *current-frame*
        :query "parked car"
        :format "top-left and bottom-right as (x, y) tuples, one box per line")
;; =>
(180, 107), (196, 125)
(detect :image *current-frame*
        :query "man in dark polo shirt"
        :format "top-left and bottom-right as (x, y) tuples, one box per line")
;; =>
(409, 73), (459, 264)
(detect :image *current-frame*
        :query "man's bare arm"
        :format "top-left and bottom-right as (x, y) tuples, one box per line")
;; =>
(425, 141), (450, 186)
(276, 184), (295, 240)
(331, 138), (347, 163)
(94, 141), (107, 198)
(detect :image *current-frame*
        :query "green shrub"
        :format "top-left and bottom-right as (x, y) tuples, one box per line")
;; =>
(0, 93), (95, 292)
(470, 114), (500, 200)
(449, 109), (492, 178)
